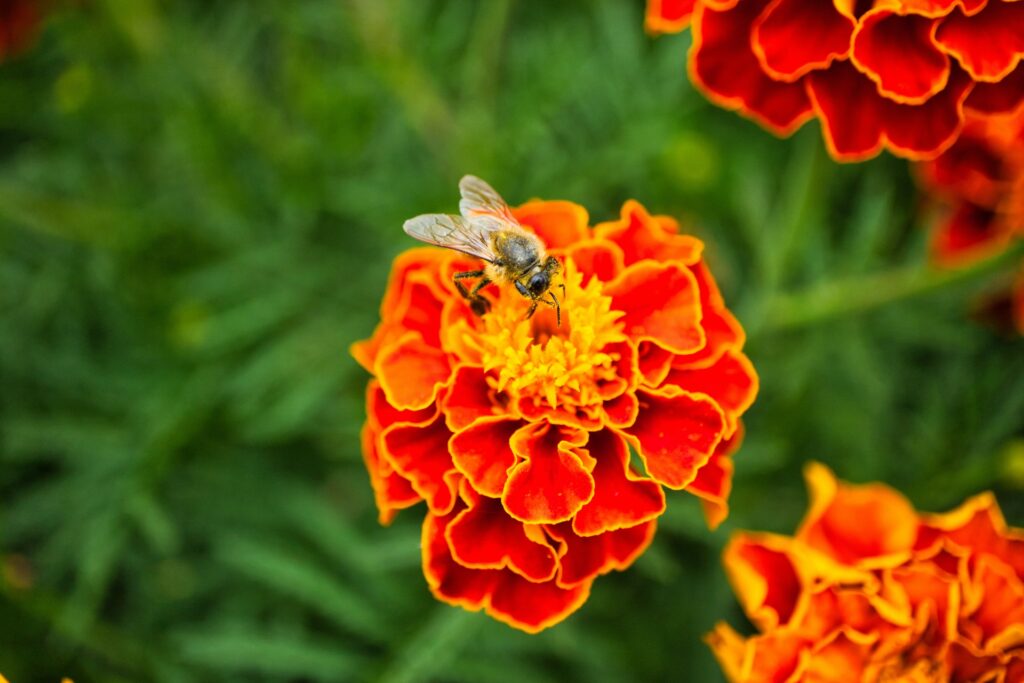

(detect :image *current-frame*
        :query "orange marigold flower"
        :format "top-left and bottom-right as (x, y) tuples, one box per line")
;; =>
(0, 0), (43, 61)
(707, 462), (1024, 682)
(646, 0), (1024, 162)
(352, 196), (758, 632)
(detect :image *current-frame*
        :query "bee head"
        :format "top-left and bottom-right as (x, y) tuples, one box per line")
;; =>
(527, 271), (550, 297)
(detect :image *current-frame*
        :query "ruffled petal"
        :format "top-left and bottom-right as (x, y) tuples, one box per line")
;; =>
(664, 348), (759, 438)
(440, 364), (497, 431)
(502, 422), (595, 524)
(382, 411), (459, 515)
(375, 331), (452, 411)
(423, 505), (592, 633)
(686, 425), (742, 530)
(449, 416), (521, 498)
(572, 429), (666, 536)
(935, 1), (1024, 82)
(929, 202), (1005, 265)
(512, 200), (589, 249)
(548, 520), (657, 587)
(965, 62), (1024, 114)
(797, 462), (918, 566)
(851, 9), (951, 104)
(673, 261), (746, 370)
(447, 485), (559, 582)
(807, 60), (972, 161)
(361, 421), (421, 525)
(606, 261), (705, 355)
(637, 340), (675, 386)
(706, 623), (807, 683)
(723, 532), (805, 630)
(646, 0), (697, 33)
(622, 388), (726, 489)
(565, 239), (626, 286)
(593, 200), (704, 268)
(753, 0), (855, 81)
(690, 0), (815, 135)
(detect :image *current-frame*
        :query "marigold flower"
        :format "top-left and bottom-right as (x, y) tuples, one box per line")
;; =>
(646, 0), (1024, 161)
(352, 198), (758, 632)
(0, 0), (43, 61)
(707, 462), (1024, 682)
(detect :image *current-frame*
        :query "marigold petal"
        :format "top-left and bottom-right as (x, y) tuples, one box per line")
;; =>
(963, 555), (1024, 649)
(361, 421), (421, 525)
(565, 239), (626, 286)
(753, 0), (855, 82)
(673, 261), (746, 370)
(806, 60), (971, 161)
(686, 425), (742, 530)
(929, 202), (1006, 265)
(548, 520), (657, 588)
(512, 200), (589, 249)
(622, 388), (726, 489)
(798, 462), (918, 566)
(935, 1), (1024, 82)
(440, 364), (497, 431)
(646, 0), (697, 33)
(802, 629), (872, 682)
(422, 508), (500, 610)
(637, 340), (676, 386)
(382, 411), (459, 515)
(375, 332), (451, 411)
(601, 392), (640, 429)
(965, 62), (1024, 115)
(664, 348), (759, 438)
(606, 261), (705, 355)
(446, 487), (559, 583)
(690, 1), (814, 135)
(918, 491), (1024, 578)
(723, 532), (805, 631)
(486, 571), (592, 634)
(572, 429), (666, 536)
(502, 422), (595, 525)
(449, 416), (521, 498)
(594, 200), (704, 268)
(851, 9), (951, 104)
(423, 505), (592, 633)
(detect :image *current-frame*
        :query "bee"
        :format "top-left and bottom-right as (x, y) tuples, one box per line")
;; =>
(403, 175), (564, 325)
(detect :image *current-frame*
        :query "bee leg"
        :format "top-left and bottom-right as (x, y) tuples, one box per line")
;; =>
(453, 270), (490, 317)
(524, 299), (539, 320)
(549, 291), (561, 327)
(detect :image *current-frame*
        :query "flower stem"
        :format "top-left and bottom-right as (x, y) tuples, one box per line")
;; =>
(759, 242), (1023, 334)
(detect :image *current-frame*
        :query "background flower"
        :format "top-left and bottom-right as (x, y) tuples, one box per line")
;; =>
(353, 199), (758, 631)
(647, 0), (1024, 161)
(708, 463), (1024, 682)
(0, 0), (43, 61)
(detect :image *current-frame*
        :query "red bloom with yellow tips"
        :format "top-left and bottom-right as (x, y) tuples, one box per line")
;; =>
(708, 463), (1024, 682)
(353, 196), (757, 632)
(646, 0), (1024, 162)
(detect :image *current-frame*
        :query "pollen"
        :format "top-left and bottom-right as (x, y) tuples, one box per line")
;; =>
(474, 259), (626, 412)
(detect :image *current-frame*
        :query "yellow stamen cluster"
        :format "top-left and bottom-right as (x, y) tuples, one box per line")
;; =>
(476, 260), (625, 410)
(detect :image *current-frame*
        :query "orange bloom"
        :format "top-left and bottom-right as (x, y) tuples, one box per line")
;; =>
(708, 463), (1024, 682)
(646, 0), (1024, 162)
(0, 0), (43, 61)
(353, 198), (758, 632)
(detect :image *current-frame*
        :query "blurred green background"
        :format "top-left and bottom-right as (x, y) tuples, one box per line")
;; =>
(1, 1), (1022, 681)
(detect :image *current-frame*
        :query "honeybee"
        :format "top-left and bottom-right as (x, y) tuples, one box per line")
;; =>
(403, 175), (564, 324)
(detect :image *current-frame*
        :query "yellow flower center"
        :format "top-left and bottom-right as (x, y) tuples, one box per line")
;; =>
(475, 259), (626, 411)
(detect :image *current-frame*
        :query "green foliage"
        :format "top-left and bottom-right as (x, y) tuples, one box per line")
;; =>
(1, 1), (1021, 681)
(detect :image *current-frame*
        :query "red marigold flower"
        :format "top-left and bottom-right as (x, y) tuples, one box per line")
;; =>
(646, 0), (1024, 161)
(0, 0), (43, 61)
(352, 193), (758, 632)
(707, 463), (1024, 682)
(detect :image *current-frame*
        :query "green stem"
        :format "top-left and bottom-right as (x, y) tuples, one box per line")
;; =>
(760, 242), (1023, 333)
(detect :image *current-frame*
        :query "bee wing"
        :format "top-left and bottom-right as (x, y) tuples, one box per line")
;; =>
(458, 175), (519, 225)
(402, 213), (498, 263)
